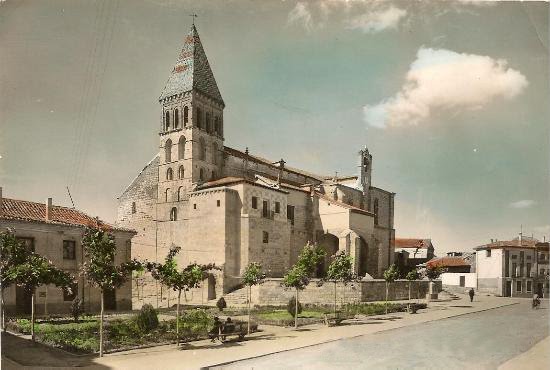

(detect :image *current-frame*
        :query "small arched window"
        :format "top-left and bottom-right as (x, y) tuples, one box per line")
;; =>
(199, 168), (205, 182)
(212, 143), (218, 165)
(166, 167), (173, 180)
(178, 186), (183, 201)
(206, 112), (211, 133)
(183, 106), (189, 126)
(178, 165), (184, 179)
(165, 188), (170, 202)
(170, 207), (177, 221)
(165, 111), (170, 130)
(178, 136), (186, 160)
(199, 138), (206, 160)
(131, 202), (136, 214)
(174, 108), (179, 128)
(214, 117), (219, 135)
(165, 139), (172, 163)
(196, 108), (202, 129)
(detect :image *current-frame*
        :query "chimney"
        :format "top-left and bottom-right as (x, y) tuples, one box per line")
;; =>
(0, 187), (3, 217)
(45, 197), (53, 222)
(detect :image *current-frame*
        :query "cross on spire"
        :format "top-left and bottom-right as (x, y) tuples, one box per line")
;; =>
(189, 14), (198, 25)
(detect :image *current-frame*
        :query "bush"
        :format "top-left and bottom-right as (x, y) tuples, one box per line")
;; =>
(135, 304), (159, 333)
(216, 297), (227, 312)
(71, 298), (84, 323)
(287, 297), (303, 318)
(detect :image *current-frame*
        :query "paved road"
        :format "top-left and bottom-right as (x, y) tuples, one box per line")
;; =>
(212, 301), (549, 370)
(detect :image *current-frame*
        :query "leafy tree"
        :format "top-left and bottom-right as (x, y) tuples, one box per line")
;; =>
(405, 269), (421, 312)
(282, 242), (325, 329)
(383, 264), (400, 314)
(7, 252), (74, 341)
(81, 227), (142, 357)
(424, 264), (446, 281)
(241, 262), (266, 334)
(321, 251), (357, 320)
(146, 245), (217, 346)
(0, 229), (29, 331)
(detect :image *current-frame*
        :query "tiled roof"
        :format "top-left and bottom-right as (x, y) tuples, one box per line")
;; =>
(476, 237), (539, 250)
(223, 146), (326, 182)
(197, 177), (289, 194)
(395, 238), (431, 249)
(0, 198), (133, 232)
(159, 24), (224, 104)
(427, 256), (470, 268)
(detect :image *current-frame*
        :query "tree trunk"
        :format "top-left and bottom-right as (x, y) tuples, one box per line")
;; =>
(408, 281), (411, 312)
(334, 282), (337, 319)
(1, 288), (5, 332)
(31, 291), (35, 342)
(385, 281), (389, 314)
(294, 288), (298, 329)
(247, 285), (251, 335)
(176, 290), (181, 346)
(99, 290), (104, 357)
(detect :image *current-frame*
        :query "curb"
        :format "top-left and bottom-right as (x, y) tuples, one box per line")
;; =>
(200, 301), (519, 369)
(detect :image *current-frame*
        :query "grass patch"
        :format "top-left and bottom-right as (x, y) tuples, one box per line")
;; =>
(256, 310), (325, 321)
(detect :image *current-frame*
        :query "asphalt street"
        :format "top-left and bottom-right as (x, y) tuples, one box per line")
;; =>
(212, 301), (549, 370)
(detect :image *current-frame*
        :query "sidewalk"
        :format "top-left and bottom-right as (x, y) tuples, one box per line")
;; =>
(1, 294), (518, 370)
(498, 335), (550, 370)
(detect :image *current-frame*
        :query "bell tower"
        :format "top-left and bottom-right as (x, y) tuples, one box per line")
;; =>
(357, 146), (372, 196)
(157, 24), (225, 209)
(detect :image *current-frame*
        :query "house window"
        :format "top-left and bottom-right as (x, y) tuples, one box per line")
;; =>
(16, 237), (35, 252)
(252, 196), (258, 209)
(511, 254), (517, 259)
(527, 263), (531, 277)
(217, 200), (220, 207)
(166, 167), (173, 180)
(287, 205), (295, 225)
(527, 255), (532, 260)
(63, 240), (76, 260)
(178, 165), (184, 179)
(512, 263), (517, 277)
(527, 281), (532, 292)
(170, 207), (177, 221)
(262, 200), (269, 218)
(275, 201), (280, 214)
(486, 250), (491, 257)
(63, 283), (78, 302)
(131, 202), (136, 214)
(516, 281), (522, 292)
(263, 231), (269, 244)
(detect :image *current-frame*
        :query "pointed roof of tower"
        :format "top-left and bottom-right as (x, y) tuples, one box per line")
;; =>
(159, 24), (224, 105)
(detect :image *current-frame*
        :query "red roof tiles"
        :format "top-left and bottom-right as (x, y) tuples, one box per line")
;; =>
(395, 238), (430, 249)
(427, 256), (470, 268)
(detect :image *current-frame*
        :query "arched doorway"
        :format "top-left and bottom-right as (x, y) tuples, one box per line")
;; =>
(316, 233), (339, 277)
(357, 237), (368, 277)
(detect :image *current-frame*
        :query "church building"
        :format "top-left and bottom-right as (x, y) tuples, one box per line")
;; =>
(117, 25), (396, 307)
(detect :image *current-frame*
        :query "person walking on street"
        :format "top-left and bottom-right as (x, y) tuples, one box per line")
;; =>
(468, 288), (475, 302)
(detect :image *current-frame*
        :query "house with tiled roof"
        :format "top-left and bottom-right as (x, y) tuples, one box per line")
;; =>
(394, 238), (435, 274)
(0, 188), (135, 315)
(116, 24), (395, 308)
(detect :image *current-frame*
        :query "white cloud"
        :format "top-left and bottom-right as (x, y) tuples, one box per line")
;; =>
(347, 6), (407, 33)
(364, 47), (528, 128)
(509, 200), (536, 209)
(288, 2), (313, 32)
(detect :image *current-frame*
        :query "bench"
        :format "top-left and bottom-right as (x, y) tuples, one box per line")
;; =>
(324, 314), (346, 327)
(208, 320), (247, 342)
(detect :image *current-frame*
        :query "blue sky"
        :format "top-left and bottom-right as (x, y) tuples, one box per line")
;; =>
(1, 0), (548, 253)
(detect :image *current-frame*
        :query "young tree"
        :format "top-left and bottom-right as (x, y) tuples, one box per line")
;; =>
(7, 253), (74, 341)
(241, 262), (266, 334)
(405, 269), (420, 312)
(424, 264), (446, 281)
(146, 245), (216, 346)
(321, 251), (357, 320)
(81, 227), (142, 357)
(383, 264), (400, 314)
(282, 242), (325, 329)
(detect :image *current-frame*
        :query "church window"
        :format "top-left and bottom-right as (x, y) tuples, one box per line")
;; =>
(174, 108), (179, 128)
(212, 143), (218, 165)
(199, 168), (205, 181)
(217, 200), (220, 207)
(373, 198), (379, 225)
(170, 207), (177, 221)
(206, 112), (211, 133)
(214, 117), (219, 134)
(196, 108), (202, 129)
(131, 202), (136, 214)
(287, 205), (295, 225)
(263, 231), (269, 244)
(166, 167), (173, 180)
(178, 165), (184, 179)
(193, 203), (197, 209)
(275, 202), (280, 214)
(165, 188), (170, 202)
(178, 136), (186, 160)
(262, 200), (269, 218)
(183, 106), (189, 126)
(165, 111), (170, 130)
(252, 196), (258, 209)
(199, 138), (206, 160)
(165, 139), (172, 163)
(178, 186), (183, 201)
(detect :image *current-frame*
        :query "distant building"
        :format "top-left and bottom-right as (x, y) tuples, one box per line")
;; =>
(474, 237), (549, 298)
(394, 238), (435, 274)
(0, 188), (135, 314)
(427, 255), (471, 273)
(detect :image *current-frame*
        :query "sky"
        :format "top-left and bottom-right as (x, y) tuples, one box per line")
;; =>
(0, 0), (548, 254)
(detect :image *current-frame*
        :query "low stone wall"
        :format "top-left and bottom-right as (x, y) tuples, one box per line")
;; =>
(250, 279), (440, 306)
